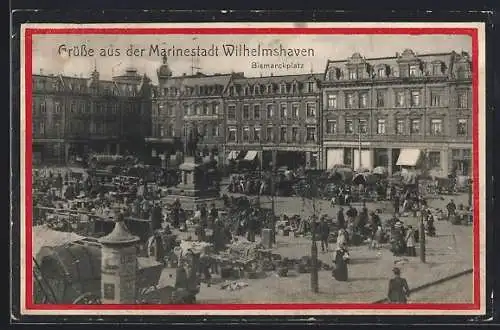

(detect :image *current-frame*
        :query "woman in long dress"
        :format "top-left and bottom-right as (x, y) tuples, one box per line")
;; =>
(333, 244), (349, 281)
(387, 267), (410, 303)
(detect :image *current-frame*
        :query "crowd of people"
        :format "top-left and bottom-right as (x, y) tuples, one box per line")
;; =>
(33, 157), (472, 305)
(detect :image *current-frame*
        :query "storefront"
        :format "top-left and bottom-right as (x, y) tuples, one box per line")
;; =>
(451, 148), (472, 176)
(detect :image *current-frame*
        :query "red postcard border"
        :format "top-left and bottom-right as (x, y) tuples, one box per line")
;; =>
(22, 26), (482, 312)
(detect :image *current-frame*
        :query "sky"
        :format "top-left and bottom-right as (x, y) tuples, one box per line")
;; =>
(32, 34), (472, 83)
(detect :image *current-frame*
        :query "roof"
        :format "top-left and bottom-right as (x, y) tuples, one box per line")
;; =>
(98, 220), (140, 245)
(324, 50), (471, 79)
(159, 73), (235, 89)
(33, 225), (86, 256)
(232, 73), (323, 86)
(32, 70), (151, 97)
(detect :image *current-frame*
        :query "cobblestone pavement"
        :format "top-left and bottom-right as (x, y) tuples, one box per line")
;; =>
(160, 192), (473, 304)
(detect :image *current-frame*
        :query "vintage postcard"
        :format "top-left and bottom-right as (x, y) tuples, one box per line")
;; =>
(19, 22), (486, 316)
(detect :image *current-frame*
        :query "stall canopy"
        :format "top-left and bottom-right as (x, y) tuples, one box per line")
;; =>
(34, 225), (86, 256)
(244, 150), (258, 161)
(373, 166), (388, 176)
(396, 149), (422, 166)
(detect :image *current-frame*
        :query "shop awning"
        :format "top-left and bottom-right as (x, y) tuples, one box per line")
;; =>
(244, 150), (258, 161)
(227, 150), (239, 160)
(396, 149), (422, 166)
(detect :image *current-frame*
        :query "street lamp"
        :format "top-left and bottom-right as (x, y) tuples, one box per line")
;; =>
(416, 177), (426, 263)
(468, 178), (473, 208)
(310, 225), (319, 293)
(358, 125), (362, 170)
(270, 150), (276, 244)
(419, 206), (426, 263)
(307, 176), (319, 293)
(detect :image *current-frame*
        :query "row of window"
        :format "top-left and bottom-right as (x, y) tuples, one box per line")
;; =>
(227, 81), (317, 97)
(34, 80), (139, 96)
(227, 103), (317, 120)
(325, 118), (469, 136)
(33, 121), (118, 135)
(326, 90), (469, 109)
(327, 62), (470, 81)
(34, 101), (141, 114)
(155, 103), (221, 117)
(227, 126), (317, 143)
(159, 85), (225, 98)
(154, 124), (221, 138)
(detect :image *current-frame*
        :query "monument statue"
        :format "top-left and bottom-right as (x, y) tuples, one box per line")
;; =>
(186, 129), (203, 158)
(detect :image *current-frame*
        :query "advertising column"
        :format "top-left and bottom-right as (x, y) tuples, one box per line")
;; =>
(99, 213), (140, 304)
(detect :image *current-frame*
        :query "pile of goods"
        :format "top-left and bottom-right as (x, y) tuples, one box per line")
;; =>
(219, 280), (249, 291)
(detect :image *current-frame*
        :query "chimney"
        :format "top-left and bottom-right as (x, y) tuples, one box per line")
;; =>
(40, 69), (44, 75)
(396, 52), (400, 58)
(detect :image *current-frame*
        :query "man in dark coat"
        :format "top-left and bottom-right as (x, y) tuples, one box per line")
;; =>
(337, 207), (345, 229)
(319, 218), (330, 253)
(387, 267), (410, 303)
(346, 204), (358, 225)
(446, 199), (457, 221)
(357, 202), (369, 232)
(393, 193), (400, 214)
(209, 203), (218, 220)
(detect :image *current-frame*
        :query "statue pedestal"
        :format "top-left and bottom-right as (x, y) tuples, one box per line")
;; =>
(163, 156), (222, 210)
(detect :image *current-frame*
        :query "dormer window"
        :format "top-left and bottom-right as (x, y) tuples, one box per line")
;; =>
(328, 69), (336, 81)
(378, 67), (386, 78)
(348, 69), (357, 80)
(456, 67), (470, 79)
(253, 85), (259, 95)
(244, 86), (250, 95)
(291, 83), (298, 94)
(267, 84), (273, 94)
(307, 81), (315, 93)
(432, 63), (442, 75)
(280, 83), (286, 94)
(409, 65), (419, 77)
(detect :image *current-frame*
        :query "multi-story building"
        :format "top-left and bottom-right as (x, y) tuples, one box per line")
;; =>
(224, 73), (323, 170)
(320, 49), (472, 176)
(32, 67), (152, 164)
(147, 56), (243, 165)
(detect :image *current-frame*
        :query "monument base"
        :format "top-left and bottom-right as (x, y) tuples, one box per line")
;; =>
(162, 194), (223, 211)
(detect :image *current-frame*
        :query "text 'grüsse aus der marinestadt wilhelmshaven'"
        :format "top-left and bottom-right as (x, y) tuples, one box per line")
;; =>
(57, 43), (316, 58)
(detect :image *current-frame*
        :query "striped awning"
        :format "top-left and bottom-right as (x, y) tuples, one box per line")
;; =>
(244, 150), (258, 161)
(396, 149), (422, 167)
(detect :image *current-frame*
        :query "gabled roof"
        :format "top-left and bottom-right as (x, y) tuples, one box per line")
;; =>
(33, 72), (150, 96)
(231, 73), (323, 86)
(160, 73), (234, 89)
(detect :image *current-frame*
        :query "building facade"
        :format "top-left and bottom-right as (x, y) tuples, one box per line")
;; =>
(320, 49), (472, 176)
(32, 67), (152, 164)
(224, 73), (323, 169)
(146, 56), (243, 165)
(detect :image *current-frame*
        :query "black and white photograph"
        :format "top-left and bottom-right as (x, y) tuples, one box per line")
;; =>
(19, 23), (486, 315)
